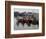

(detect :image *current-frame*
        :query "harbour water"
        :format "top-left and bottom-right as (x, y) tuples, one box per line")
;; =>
(14, 18), (39, 30)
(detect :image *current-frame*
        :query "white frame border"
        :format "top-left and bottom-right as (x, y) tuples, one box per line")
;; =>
(11, 5), (42, 34)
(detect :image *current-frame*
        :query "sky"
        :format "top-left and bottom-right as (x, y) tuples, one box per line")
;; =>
(14, 8), (39, 13)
